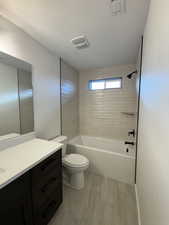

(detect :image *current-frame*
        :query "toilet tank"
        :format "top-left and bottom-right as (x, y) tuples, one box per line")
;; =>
(52, 136), (68, 156)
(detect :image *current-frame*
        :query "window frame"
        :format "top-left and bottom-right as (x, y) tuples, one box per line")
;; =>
(88, 77), (122, 90)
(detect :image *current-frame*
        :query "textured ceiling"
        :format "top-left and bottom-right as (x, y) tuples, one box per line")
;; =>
(0, 0), (150, 70)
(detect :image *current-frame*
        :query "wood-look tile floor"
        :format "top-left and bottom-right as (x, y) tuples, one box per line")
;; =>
(49, 173), (138, 225)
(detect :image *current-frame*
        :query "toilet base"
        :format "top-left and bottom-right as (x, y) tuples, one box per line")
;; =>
(63, 169), (85, 190)
(70, 172), (84, 190)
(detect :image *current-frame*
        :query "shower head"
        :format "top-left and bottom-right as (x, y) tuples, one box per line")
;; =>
(126, 70), (137, 79)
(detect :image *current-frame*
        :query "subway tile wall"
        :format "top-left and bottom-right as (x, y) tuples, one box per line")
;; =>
(79, 64), (138, 140)
(61, 60), (79, 140)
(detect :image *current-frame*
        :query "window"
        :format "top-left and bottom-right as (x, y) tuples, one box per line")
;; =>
(88, 77), (122, 90)
(89, 79), (105, 90)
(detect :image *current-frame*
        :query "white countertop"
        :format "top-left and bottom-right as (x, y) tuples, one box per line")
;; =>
(0, 133), (20, 141)
(0, 138), (63, 189)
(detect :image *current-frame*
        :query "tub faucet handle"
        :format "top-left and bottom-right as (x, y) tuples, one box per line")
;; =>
(128, 129), (135, 137)
(125, 141), (135, 146)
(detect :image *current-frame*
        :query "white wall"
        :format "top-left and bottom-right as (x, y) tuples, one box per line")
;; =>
(0, 16), (61, 140)
(0, 62), (20, 135)
(136, 0), (169, 225)
(61, 60), (79, 140)
(79, 65), (137, 140)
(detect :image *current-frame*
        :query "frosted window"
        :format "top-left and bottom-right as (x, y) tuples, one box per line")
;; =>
(89, 80), (105, 90)
(105, 78), (122, 89)
(89, 77), (122, 90)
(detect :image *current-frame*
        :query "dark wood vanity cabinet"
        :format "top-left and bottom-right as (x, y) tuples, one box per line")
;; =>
(0, 149), (62, 225)
(0, 173), (33, 225)
(31, 149), (63, 225)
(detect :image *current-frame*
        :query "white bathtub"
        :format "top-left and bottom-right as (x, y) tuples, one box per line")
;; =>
(68, 136), (135, 184)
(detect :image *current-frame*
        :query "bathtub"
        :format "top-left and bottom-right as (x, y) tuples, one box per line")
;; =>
(68, 136), (135, 184)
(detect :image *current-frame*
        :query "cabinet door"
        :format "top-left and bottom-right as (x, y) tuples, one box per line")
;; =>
(0, 198), (32, 225)
(0, 173), (33, 225)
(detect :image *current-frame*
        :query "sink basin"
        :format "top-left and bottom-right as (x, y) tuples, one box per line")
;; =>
(0, 168), (6, 173)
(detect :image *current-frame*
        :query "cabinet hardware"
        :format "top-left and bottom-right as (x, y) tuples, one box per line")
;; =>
(41, 177), (57, 193)
(42, 200), (57, 219)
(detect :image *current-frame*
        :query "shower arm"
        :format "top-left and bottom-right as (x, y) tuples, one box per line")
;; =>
(126, 70), (137, 79)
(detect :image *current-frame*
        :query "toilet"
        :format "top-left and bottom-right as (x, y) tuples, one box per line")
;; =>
(52, 136), (89, 190)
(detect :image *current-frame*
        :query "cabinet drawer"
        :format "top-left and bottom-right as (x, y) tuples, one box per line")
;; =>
(32, 149), (62, 186)
(32, 164), (62, 190)
(34, 187), (62, 225)
(32, 170), (62, 208)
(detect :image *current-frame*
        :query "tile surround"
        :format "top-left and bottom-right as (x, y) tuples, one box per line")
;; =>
(79, 64), (138, 140)
(61, 63), (138, 141)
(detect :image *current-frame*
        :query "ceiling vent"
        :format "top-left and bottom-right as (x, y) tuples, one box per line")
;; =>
(111, 0), (125, 16)
(71, 36), (89, 49)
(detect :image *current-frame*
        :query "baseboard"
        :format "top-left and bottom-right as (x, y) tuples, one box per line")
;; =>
(135, 184), (141, 225)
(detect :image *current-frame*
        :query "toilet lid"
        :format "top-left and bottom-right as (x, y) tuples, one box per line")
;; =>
(63, 154), (89, 167)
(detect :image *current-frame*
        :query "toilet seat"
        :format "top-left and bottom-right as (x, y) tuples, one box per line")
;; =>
(63, 154), (89, 168)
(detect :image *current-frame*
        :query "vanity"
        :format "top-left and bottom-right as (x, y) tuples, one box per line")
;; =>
(0, 139), (63, 225)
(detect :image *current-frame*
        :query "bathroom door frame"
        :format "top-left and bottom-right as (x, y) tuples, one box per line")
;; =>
(135, 36), (144, 184)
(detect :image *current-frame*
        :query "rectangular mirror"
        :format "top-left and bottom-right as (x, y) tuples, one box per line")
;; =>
(0, 52), (34, 141)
